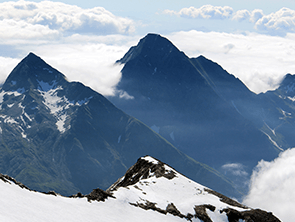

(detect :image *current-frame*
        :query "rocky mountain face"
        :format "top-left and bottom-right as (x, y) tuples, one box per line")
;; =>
(0, 52), (240, 197)
(110, 33), (280, 191)
(194, 48), (295, 152)
(0, 156), (281, 222)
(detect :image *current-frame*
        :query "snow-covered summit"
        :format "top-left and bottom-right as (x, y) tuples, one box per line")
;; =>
(106, 156), (280, 222)
(0, 157), (280, 222)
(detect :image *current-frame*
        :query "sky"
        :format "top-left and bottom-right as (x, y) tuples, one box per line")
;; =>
(1, 0), (295, 221)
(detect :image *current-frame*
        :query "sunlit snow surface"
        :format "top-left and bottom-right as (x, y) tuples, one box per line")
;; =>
(0, 156), (250, 221)
(0, 177), (184, 222)
(110, 156), (246, 221)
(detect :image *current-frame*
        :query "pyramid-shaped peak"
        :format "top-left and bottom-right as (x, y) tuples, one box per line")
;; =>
(117, 33), (182, 64)
(2, 52), (67, 91)
(19, 52), (51, 68)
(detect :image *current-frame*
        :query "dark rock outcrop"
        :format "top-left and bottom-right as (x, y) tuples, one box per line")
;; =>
(86, 188), (115, 202)
(221, 208), (281, 222)
(108, 156), (176, 191)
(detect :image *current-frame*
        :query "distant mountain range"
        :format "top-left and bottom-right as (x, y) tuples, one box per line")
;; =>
(0, 156), (281, 222)
(110, 33), (295, 190)
(0, 52), (239, 198)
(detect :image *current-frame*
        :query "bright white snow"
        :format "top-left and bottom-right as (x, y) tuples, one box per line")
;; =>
(0, 176), (185, 222)
(0, 156), (263, 222)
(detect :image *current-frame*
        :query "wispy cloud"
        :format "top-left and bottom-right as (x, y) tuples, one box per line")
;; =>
(243, 148), (295, 221)
(221, 163), (248, 176)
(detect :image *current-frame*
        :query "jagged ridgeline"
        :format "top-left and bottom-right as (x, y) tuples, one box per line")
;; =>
(0, 156), (281, 222)
(0, 53), (239, 197)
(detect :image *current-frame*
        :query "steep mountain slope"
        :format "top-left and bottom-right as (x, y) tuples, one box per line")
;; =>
(0, 52), (239, 197)
(256, 74), (295, 149)
(200, 57), (295, 152)
(0, 156), (281, 222)
(110, 33), (279, 181)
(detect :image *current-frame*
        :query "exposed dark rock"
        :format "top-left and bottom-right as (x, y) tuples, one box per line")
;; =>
(221, 208), (281, 222)
(42, 191), (59, 196)
(204, 188), (248, 209)
(130, 200), (167, 215)
(194, 205), (214, 222)
(69, 192), (85, 198)
(86, 188), (115, 202)
(108, 157), (176, 191)
(166, 203), (184, 218)
(0, 173), (32, 191)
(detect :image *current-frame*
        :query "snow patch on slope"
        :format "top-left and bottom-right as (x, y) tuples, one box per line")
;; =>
(39, 86), (93, 133)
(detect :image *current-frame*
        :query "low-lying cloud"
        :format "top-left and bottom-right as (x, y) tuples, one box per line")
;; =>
(243, 148), (295, 222)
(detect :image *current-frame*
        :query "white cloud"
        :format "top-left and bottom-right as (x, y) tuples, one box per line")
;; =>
(255, 8), (295, 35)
(221, 163), (248, 176)
(233, 9), (264, 23)
(0, 19), (59, 39)
(243, 148), (295, 222)
(0, 0), (135, 40)
(25, 36), (136, 96)
(250, 9), (264, 23)
(164, 5), (234, 20)
(164, 5), (295, 35)
(232, 9), (251, 22)
(0, 57), (20, 84)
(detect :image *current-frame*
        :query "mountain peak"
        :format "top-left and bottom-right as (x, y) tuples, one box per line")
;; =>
(2, 52), (67, 92)
(117, 33), (182, 64)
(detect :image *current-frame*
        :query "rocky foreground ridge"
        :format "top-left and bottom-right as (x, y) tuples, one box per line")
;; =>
(0, 156), (281, 222)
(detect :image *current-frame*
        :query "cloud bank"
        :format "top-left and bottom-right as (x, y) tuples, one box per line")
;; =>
(0, 0), (135, 41)
(164, 6), (295, 36)
(243, 148), (295, 222)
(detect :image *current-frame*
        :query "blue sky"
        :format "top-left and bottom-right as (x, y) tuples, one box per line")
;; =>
(1, 1), (295, 220)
